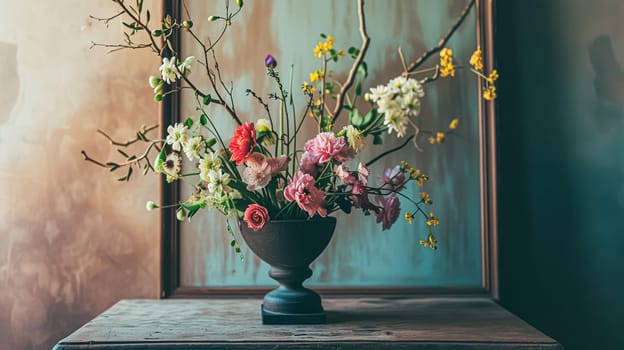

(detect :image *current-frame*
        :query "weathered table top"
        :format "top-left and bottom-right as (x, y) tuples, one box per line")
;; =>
(53, 297), (561, 349)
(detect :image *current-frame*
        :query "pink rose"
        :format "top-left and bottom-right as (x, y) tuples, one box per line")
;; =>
(243, 204), (269, 231)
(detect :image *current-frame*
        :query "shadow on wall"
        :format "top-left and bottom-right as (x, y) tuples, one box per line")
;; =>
(496, 1), (624, 350)
(588, 35), (624, 128)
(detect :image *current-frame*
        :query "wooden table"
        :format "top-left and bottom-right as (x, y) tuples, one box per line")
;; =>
(53, 297), (561, 349)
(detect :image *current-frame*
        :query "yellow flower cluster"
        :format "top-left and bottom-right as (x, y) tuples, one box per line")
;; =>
(401, 160), (429, 186)
(309, 70), (324, 82)
(419, 234), (438, 250)
(439, 48), (455, 77)
(404, 211), (413, 224)
(301, 81), (316, 94)
(469, 48), (483, 70)
(428, 132), (446, 145)
(420, 191), (432, 205)
(426, 211), (440, 227)
(469, 48), (499, 101)
(449, 117), (459, 130)
(313, 35), (334, 58)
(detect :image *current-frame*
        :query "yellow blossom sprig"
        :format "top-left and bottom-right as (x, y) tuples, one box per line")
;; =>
(427, 117), (459, 145)
(439, 48), (456, 77)
(469, 47), (499, 101)
(397, 160), (439, 250)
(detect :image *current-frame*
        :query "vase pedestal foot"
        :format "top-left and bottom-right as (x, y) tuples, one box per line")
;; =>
(261, 304), (326, 324)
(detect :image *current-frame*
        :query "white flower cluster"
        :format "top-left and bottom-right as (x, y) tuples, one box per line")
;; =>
(365, 76), (425, 138)
(159, 119), (237, 217)
(159, 56), (194, 84)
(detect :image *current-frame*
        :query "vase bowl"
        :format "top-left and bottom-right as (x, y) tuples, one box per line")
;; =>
(239, 216), (336, 324)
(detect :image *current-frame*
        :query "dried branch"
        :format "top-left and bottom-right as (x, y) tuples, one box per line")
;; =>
(330, 0), (370, 124)
(112, 0), (161, 55)
(97, 124), (158, 147)
(89, 11), (125, 27)
(366, 134), (415, 167)
(90, 41), (152, 53)
(406, 0), (474, 72)
(81, 150), (108, 167)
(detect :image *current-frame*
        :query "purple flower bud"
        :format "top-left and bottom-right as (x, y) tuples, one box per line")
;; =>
(265, 54), (277, 69)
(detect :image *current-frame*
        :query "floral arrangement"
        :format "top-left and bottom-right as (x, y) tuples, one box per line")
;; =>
(83, 0), (498, 256)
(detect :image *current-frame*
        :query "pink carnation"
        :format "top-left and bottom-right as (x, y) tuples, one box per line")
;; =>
(244, 204), (269, 231)
(283, 171), (327, 218)
(243, 153), (289, 191)
(304, 132), (349, 164)
(299, 152), (321, 176)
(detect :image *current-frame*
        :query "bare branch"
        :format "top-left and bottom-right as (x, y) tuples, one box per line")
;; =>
(89, 11), (125, 27)
(366, 134), (415, 167)
(97, 124), (158, 147)
(330, 0), (370, 124)
(112, 0), (161, 55)
(407, 0), (475, 72)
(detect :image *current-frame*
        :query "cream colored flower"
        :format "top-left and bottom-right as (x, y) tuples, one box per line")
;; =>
(166, 123), (188, 152)
(159, 56), (180, 84)
(345, 125), (365, 153)
(183, 136), (204, 161)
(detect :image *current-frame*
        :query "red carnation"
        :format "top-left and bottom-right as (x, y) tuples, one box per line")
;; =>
(244, 204), (269, 231)
(229, 123), (256, 165)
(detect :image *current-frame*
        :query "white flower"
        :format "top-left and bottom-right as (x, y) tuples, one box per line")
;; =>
(401, 92), (421, 116)
(183, 136), (204, 161)
(199, 152), (222, 182)
(206, 169), (231, 194)
(160, 56), (180, 84)
(162, 152), (182, 183)
(166, 123), (188, 151)
(384, 110), (409, 138)
(344, 125), (365, 153)
(403, 77), (425, 97)
(177, 56), (194, 77)
(366, 84), (392, 103)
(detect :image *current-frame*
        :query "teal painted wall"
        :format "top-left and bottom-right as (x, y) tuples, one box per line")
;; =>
(176, 0), (484, 288)
(496, 1), (624, 349)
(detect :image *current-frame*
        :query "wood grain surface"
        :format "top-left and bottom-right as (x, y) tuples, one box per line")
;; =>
(54, 297), (562, 349)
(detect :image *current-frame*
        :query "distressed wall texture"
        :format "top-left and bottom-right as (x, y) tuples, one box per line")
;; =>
(0, 1), (161, 349)
(177, 0), (483, 289)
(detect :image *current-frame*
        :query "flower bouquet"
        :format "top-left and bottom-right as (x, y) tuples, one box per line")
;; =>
(84, 0), (498, 323)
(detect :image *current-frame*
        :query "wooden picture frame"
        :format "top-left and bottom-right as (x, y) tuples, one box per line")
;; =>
(158, 0), (498, 299)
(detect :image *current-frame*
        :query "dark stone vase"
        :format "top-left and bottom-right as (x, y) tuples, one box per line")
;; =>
(239, 217), (336, 324)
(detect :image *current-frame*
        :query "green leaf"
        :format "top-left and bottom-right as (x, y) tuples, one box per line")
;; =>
(202, 95), (212, 105)
(205, 138), (217, 148)
(349, 108), (364, 128)
(137, 0), (143, 13)
(355, 82), (362, 96)
(184, 117), (194, 128)
(357, 62), (368, 78)
(117, 149), (129, 158)
(122, 21), (138, 30)
(320, 33), (327, 39)
(336, 196), (352, 214)
(137, 131), (148, 141)
(146, 10), (151, 23)
(126, 166), (133, 181)
(200, 113), (208, 126)
(373, 132), (384, 145)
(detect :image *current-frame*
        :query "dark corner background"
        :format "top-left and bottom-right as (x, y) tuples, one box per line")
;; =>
(495, 1), (624, 349)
